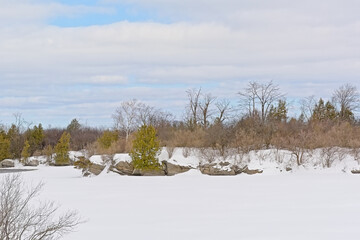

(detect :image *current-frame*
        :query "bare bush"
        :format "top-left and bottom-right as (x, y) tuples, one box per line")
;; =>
(0, 174), (82, 240)
(233, 147), (251, 165)
(274, 149), (286, 164)
(256, 150), (271, 165)
(351, 148), (360, 163)
(172, 128), (206, 148)
(290, 147), (308, 166)
(165, 146), (175, 159)
(198, 148), (218, 164)
(321, 147), (337, 168)
(182, 147), (191, 158)
(101, 154), (114, 165)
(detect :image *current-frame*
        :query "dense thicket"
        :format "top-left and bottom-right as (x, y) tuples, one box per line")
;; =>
(1, 82), (360, 163)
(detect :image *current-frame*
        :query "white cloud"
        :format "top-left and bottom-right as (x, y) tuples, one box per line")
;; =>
(0, 1), (360, 126)
(90, 75), (128, 84)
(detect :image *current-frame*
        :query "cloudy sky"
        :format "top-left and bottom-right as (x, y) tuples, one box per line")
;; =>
(1, 0), (359, 127)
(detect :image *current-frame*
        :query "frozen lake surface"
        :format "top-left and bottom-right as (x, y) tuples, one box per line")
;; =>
(3, 166), (360, 240)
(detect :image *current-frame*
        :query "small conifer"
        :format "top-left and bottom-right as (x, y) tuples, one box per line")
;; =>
(21, 140), (30, 164)
(0, 133), (11, 161)
(54, 132), (71, 166)
(97, 131), (118, 149)
(130, 125), (160, 170)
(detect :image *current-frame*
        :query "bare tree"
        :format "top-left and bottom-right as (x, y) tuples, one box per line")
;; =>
(238, 80), (284, 122)
(137, 103), (173, 128)
(300, 95), (317, 122)
(238, 81), (258, 118)
(185, 88), (202, 130)
(199, 93), (216, 129)
(137, 103), (156, 126)
(0, 174), (82, 240)
(112, 99), (141, 141)
(332, 84), (359, 120)
(214, 99), (232, 124)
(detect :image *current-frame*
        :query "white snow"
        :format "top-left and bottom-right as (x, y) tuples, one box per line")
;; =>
(89, 155), (104, 165)
(0, 166), (359, 240)
(2, 147), (360, 239)
(113, 153), (132, 163)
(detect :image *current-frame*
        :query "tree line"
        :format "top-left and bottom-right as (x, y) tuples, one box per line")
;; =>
(1, 81), (360, 167)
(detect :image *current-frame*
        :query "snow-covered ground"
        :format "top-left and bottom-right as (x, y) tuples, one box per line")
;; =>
(2, 147), (360, 239)
(1, 165), (360, 240)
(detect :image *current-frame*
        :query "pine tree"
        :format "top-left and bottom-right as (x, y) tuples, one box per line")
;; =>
(268, 99), (287, 122)
(21, 140), (30, 164)
(54, 132), (71, 166)
(342, 107), (355, 122)
(66, 118), (81, 133)
(324, 101), (337, 120)
(97, 130), (118, 149)
(0, 131), (11, 161)
(130, 125), (160, 170)
(7, 124), (23, 159)
(26, 124), (45, 155)
(311, 98), (326, 121)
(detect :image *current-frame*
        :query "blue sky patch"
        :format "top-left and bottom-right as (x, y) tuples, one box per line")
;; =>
(49, 1), (168, 27)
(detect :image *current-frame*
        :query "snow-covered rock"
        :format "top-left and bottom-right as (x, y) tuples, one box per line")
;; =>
(0, 159), (15, 168)
(200, 163), (236, 176)
(162, 161), (192, 176)
(111, 161), (134, 176)
(25, 159), (39, 167)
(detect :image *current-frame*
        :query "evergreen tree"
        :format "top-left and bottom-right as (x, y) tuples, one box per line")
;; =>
(97, 130), (118, 149)
(130, 125), (160, 170)
(0, 131), (11, 161)
(268, 99), (287, 122)
(21, 140), (30, 164)
(311, 98), (326, 121)
(324, 101), (337, 120)
(54, 132), (71, 166)
(342, 107), (355, 122)
(66, 119), (81, 133)
(26, 124), (45, 155)
(312, 99), (339, 122)
(7, 124), (23, 159)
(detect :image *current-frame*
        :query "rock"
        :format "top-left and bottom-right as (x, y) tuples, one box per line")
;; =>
(132, 168), (166, 176)
(162, 161), (192, 176)
(351, 170), (360, 174)
(200, 163), (236, 176)
(111, 161), (166, 176)
(25, 160), (39, 167)
(219, 162), (231, 167)
(241, 166), (263, 175)
(229, 165), (263, 175)
(231, 165), (244, 175)
(1, 159), (15, 168)
(286, 167), (292, 172)
(112, 161), (134, 176)
(88, 163), (105, 176)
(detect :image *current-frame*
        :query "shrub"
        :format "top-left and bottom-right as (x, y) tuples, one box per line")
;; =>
(97, 130), (118, 149)
(21, 140), (30, 164)
(42, 144), (53, 163)
(54, 132), (71, 166)
(0, 133), (10, 161)
(130, 125), (161, 170)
